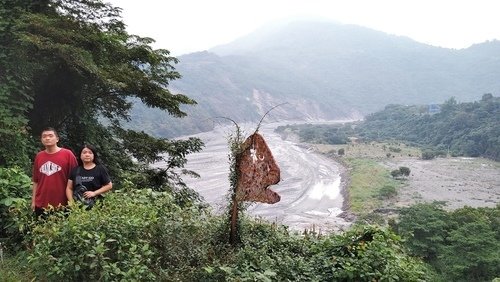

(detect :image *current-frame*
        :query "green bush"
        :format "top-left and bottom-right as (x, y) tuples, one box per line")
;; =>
(311, 226), (429, 281)
(202, 223), (429, 281)
(378, 185), (397, 199)
(22, 197), (432, 281)
(23, 188), (431, 281)
(28, 192), (158, 281)
(421, 150), (436, 160)
(27, 189), (219, 281)
(0, 167), (32, 246)
(391, 169), (402, 178)
(150, 207), (226, 280)
(394, 204), (500, 282)
(399, 166), (411, 177)
(391, 167), (411, 179)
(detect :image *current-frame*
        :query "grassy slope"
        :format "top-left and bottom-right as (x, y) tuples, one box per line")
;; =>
(314, 141), (420, 215)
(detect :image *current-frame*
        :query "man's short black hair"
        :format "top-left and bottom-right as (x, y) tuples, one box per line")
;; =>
(41, 127), (59, 137)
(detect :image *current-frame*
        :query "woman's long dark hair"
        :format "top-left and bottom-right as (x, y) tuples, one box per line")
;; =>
(77, 144), (102, 166)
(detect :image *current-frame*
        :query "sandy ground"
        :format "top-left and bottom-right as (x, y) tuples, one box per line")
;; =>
(312, 141), (500, 214)
(381, 157), (500, 210)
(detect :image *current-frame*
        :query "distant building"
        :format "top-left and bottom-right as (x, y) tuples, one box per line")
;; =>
(348, 136), (360, 144)
(428, 104), (441, 114)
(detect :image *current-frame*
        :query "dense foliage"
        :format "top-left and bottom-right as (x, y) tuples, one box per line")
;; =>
(4, 187), (429, 281)
(393, 203), (500, 282)
(356, 94), (500, 161)
(0, 0), (202, 185)
(24, 189), (216, 281)
(277, 95), (500, 161)
(0, 167), (32, 243)
(6, 159), (500, 281)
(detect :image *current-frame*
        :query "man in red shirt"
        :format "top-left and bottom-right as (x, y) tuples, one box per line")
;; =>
(32, 127), (78, 217)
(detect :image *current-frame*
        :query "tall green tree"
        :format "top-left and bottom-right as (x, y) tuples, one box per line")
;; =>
(393, 202), (449, 261)
(0, 0), (202, 187)
(395, 204), (500, 281)
(438, 206), (500, 281)
(0, 0), (37, 169)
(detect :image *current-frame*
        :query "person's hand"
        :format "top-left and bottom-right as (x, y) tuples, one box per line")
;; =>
(83, 191), (97, 199)
(31, 201), (35, 211)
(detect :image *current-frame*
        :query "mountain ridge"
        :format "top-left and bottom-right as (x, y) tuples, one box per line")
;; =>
(128, 20), (500, 138)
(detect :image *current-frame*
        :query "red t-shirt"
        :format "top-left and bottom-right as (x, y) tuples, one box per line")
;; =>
(32, 148), (78, 208)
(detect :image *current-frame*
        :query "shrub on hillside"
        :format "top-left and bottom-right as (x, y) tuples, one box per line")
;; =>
(378, 185), (397, 199)
(391, 167), (411, 179)
(27, 189), (220, 281)
(311, 226), (429, 281)
(421, 150), (436, 160)
(203, 224), (429, 281)
(26, 194), (431, 281)
(394, 203), (500, 282)
(25, 188), (431, 281)
(0, 167), (32, 247)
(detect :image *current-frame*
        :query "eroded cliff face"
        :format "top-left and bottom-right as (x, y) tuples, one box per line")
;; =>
(128, 85), (363, 138)
(251, 89), (363, 121)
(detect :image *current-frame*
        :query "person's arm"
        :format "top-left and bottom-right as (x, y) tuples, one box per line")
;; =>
(66, 179), (74, 204)
(84, 165), (112, 198)
(31, 182), (37, 211)
(84, 182), (112, 198)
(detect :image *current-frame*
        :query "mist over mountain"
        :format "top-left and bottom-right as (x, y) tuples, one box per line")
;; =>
(129, 20), (500, 138)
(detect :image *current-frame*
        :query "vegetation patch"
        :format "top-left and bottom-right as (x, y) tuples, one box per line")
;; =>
(356, 95), (500, 161)
(275, 123), (351, 144)
(392, 203), (500, 282)
(311, 142), (414, 216)
(2, 186), (431, 281)
(344, 158), (401, 214)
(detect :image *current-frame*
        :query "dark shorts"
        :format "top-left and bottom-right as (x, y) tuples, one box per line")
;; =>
(34, 207), (47, 218)
(34, 206), (69, 220)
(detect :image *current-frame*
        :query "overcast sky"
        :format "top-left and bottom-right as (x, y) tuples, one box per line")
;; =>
(107, 0), (500, 56)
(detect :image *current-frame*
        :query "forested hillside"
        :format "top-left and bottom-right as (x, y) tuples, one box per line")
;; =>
(278, 94), (500, 161)
(356, 94), (500, 161)
(128, 20), (500, 138)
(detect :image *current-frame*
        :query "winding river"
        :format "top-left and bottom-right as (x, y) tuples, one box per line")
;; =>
(172, 122), (351, 233)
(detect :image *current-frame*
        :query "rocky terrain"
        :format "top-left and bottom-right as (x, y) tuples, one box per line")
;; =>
(382, 156), (500, 210)
(314, 141), (500, 212)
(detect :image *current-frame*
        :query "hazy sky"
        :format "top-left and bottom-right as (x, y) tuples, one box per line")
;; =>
(107, 0), (500, 55)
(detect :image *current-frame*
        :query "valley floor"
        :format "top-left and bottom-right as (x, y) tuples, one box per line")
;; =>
(314, 142), (500, 213)
(181, 124), (499, 232)
(381, 156), (500, 210)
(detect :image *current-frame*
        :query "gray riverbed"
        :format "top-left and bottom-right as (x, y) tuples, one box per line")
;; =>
(165, 123), (351, 233)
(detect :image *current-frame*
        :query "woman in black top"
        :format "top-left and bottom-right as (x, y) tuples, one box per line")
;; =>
(66, 144), (112, 204)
